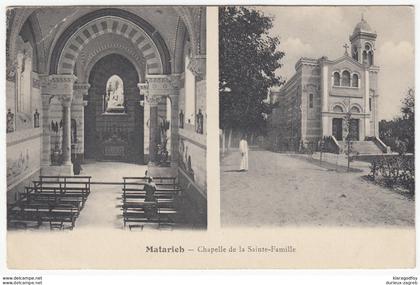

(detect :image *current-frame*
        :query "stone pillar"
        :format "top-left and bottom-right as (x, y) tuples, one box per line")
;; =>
(40, 74), (77, 175)
(364, 68), (370, 138)
(374, 93), (379, 137)
(143, 75), (180, 169)
(61, 97), (72, 165)
(139, 82), (149, 162)
(169, 95), (179, 165)
(73, 83), (90, 160)
(40, 93), (52, 166)
(320, 59), (329, 136)
(169, 75), (181, 166)
(148, 96), (160, 164)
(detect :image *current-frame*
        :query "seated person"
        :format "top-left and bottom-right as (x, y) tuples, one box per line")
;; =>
(144, 177), (158, 219)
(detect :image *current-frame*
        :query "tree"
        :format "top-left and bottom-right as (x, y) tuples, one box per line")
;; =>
(219, 7), (284, 137)
(343, 110), (354, 171)
(379, 88), (415, 153)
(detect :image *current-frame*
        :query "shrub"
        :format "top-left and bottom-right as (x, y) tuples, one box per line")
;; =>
(369, 155), (415, 195)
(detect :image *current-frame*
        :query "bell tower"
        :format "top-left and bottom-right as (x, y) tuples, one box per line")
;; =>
(349, 15), (377, 66)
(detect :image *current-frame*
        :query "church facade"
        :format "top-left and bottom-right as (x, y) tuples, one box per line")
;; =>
(267, 18), (388, 154)
(6, 7), (207, 224)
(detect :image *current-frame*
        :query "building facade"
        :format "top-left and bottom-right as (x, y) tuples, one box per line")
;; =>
(6, 6), (207, 224)
(267, 18), (387, 154)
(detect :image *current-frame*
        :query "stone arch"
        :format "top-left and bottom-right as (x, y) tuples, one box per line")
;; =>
(85, 53), (144, 162)
(173, 17), (188, 73)
(7, 9), (45, 75)
(350, 103), (363, 113)
(332, 103), (346, 113)
(49, 8), (171, 75)
(341, 69), (351, 86)
(75, 33), (146, 83)
(351, 72), (360, 87)
(333, 71), (340, 86)
(173, 7), (198, 57)
(194, 7), (206, 55)
(7, 8), (33, 66)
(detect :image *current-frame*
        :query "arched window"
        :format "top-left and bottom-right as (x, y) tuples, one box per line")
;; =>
(333, 72), (340, 86)
(184, 39), (196, 125)
(352, 46), (358, 61)
(309, 93), (314, 108)
(350, 106), (361, 113)
(368, 51), (374, 66)
(352, 74), (359, 87)
(342, 70), (350, 87)
(333, 105), (344, 113)
(104, 75), (125, 113)
(362, 50), (368, 64)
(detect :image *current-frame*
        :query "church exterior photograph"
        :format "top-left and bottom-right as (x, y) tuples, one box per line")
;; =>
(219, 6), (414, 228)
(6, 6), (207, 231)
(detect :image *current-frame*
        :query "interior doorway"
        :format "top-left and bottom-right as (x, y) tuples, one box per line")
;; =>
(84, 54), (144, 163)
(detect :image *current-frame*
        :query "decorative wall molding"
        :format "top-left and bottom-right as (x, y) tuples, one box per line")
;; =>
(32, 77), (41, 89)
(74, 83), (91, 98)
(7, 128), (42, 146)
(188, 55), (206, 80)
(40, 74), (77, 96)
(146, 94), (162, 107)
(144, 74), (181, 97)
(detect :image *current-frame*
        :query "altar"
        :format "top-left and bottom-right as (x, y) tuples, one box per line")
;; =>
(102, 134), (128, 161)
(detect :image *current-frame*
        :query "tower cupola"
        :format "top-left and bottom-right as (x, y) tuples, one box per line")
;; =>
(349, 15), (377, 66)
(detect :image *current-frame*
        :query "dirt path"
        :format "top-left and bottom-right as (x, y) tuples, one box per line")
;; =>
(221, 150), (414, 228)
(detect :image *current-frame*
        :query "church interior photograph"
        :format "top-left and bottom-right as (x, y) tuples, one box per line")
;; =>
(6, 6), (207, 231)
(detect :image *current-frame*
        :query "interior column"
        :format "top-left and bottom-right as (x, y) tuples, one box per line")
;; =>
(61, 97), (72, 166)
(40, 74), (76, 175)
(73, 83), (90, 162)
(170, 94), (179, 165)
(148, 96), (160, 164)
(40, 94), (51, 166)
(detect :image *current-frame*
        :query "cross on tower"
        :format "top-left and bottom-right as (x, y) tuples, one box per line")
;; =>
(343, 43), (349, 55)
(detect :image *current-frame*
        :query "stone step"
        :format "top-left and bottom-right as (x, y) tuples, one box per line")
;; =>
(337, 140), (384, 154)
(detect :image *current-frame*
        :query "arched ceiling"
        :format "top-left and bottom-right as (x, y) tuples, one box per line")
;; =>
(7, 6), (206, 75)
(76, 33), (146, 83)
(57, 15), (161, 76)
(49, 8), (171, 75)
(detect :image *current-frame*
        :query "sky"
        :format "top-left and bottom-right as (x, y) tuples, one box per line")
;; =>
(258, 6), (414, 120)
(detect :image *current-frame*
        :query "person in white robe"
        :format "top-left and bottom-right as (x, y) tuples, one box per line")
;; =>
(239, 136), (249, 171)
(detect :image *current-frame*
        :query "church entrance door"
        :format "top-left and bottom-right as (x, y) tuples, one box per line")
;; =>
(332, 118), (343, 141)
(348, 119), (359, 141)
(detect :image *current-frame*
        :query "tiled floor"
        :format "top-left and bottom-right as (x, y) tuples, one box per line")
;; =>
(76, 161), (148, 229)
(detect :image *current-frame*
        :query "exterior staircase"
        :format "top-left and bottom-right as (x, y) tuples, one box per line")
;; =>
(337, 140), (386, 155)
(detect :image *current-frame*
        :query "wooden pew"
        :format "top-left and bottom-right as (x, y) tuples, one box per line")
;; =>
(8, 202), (78, 230)
(21, 186), (85, 210)
(31, 179), (90, 208)
(122, 176), (179, 191)
(7, 175), (91, 230)
(121, 176), (180, 229)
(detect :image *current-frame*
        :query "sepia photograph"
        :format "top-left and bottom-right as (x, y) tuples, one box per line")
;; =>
(6, 6), (207, 232)
(219, 6), (415, 228)
(1, 3), (417, 274)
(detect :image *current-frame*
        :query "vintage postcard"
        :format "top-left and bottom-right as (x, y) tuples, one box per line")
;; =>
(3, 5), (416, 271)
